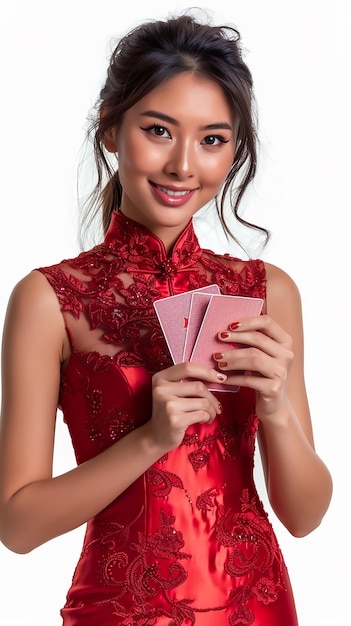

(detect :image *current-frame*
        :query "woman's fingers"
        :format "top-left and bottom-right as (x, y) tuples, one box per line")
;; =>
(218, 315), (292, 357)
(150, 362), (225, 452)
(214, 368), (285, 398)
(153, 364), (224, 419)
(213, 314), (294, 416)
(213, 347), (289, 381)
(153, 363), (226, 415)
(153, 361), (227, 386)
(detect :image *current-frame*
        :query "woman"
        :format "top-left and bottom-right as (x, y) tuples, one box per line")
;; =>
(0, 12), (332, 625)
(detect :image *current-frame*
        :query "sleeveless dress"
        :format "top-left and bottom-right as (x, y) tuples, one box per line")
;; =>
(38, 211), (298, 626)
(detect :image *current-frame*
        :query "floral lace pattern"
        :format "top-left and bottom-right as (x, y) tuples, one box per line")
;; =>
(38, 212), (297, 625)
(69, 491), (285, 626)
(39, 212), (265, 374)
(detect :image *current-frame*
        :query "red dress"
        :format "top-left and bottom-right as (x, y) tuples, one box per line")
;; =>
(38, 211), (298, 626)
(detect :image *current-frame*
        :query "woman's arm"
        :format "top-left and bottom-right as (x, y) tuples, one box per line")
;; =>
(213, 263), (333, 537)
(0, 271), (223, 554)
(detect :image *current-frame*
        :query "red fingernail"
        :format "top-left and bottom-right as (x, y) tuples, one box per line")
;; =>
(220, 332), (230, 339)
(229, 322), (241, 330)
(214, 352), (224, 360)
(219, 362), (227, 368)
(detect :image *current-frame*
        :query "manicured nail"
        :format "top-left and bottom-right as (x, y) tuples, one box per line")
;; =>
(217, 373), (227, 382)
(219, 362), (227, 369)
(219, 331), (230, 339)
(229, 322), (241, 330)
(214, 352), (224, 360)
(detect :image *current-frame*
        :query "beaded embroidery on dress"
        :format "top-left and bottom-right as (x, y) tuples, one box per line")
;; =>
(38, 211), (298, 625)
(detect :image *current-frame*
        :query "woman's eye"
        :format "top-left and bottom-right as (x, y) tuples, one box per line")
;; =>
(202, 135), (228, 146)
(153, 125), (168, 137)
(141, 124), (171, 139)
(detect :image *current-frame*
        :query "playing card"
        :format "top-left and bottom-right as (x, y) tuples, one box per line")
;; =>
(153, 284), (220, 363)
(190, 294), (264, 392)
(182, 291), (213, 362)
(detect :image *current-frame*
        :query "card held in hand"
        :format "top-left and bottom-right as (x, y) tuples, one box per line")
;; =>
(182, 291), (214, 362)
(189, 294), (264, 392)
(153, 284), (220, 364)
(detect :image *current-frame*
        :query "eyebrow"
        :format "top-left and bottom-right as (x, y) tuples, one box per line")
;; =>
(140, 110), (233, 131)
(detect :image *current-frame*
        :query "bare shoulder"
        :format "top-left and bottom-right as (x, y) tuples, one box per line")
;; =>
(8, 269), (57, 304)
(3, 270), (67, 361)
(264, 262), (302, 316)
(5, 269), (64, 320)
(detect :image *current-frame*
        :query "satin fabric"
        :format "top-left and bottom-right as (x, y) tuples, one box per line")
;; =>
(38, 212), (298, 625)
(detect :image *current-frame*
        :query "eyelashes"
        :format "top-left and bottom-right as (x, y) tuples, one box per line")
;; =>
(140, 124), (230, 146)
(201, 135), (230, 146)
(140, 124), (171, 139)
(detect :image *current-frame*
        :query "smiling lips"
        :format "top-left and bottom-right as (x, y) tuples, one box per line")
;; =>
(149, 181), (197, 206)
(157, 184), (190, 197)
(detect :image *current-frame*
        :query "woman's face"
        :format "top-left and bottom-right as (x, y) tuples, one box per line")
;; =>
(111, 72), (236, 251)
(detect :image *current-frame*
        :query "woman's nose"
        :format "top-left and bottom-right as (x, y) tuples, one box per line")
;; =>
(164, 139), (195, 179)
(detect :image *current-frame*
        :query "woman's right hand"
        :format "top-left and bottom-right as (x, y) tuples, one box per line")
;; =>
(148, 362), (226, 452)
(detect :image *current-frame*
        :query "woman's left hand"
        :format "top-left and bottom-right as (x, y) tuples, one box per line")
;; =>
(213, 315), (294, 422)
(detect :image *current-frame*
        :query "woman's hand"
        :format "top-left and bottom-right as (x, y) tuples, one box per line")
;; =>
(149, 363), (225, 452)
(213, 315), (294, 422)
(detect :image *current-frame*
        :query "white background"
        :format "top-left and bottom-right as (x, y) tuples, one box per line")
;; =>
(0, 1), (350, 625)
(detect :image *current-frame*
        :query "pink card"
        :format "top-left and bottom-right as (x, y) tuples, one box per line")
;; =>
(190, 294), (264, 392)
(153, 284), (220, 363)
(182, 292), (213, 362)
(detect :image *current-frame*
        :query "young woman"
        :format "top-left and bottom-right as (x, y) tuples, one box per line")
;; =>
(0, 12), (332, 626)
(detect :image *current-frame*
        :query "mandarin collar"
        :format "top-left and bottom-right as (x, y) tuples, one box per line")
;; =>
(104, 211), (202, 277)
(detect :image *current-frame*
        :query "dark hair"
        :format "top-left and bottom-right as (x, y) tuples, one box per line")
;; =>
(80, 11), (269, 247)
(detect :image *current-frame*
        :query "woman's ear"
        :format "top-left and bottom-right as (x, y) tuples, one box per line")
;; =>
(103, 127), (118, 153)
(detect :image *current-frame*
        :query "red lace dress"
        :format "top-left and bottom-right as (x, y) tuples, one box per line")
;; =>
(38, 211), (298, 626)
